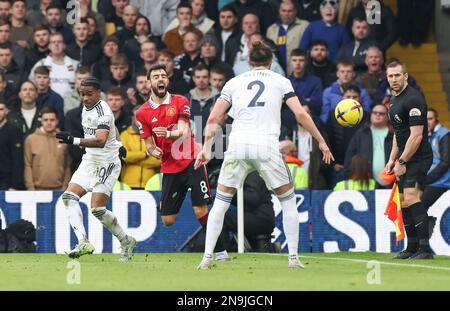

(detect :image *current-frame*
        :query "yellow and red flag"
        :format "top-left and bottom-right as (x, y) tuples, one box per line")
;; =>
(384, 182), (405, 243)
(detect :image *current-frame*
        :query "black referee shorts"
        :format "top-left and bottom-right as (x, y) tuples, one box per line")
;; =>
(398, 156), (432, 193)
(160, 160), (212, 216)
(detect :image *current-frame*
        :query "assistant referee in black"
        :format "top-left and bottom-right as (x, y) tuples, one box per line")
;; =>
(385, 60), (434, 259)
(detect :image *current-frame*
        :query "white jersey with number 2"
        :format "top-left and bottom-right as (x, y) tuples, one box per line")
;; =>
(221, 69), (296, 146)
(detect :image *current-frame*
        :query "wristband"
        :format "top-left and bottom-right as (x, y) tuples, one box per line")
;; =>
(73, 137), (81, 145)
(166, 130), (171, 138)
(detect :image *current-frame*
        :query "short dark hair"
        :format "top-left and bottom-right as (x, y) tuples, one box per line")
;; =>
(106, 86), (124, 98)
(39, 106), (58, 118)
(386, 59), (407, 73)
(80, 77), (101, 90)
(290, 48), (307, 58)
(352, 16), (368, 25)
(33, 24), (50, 33)
(147, 64), (167, 80)
(193, 63), (209, 75)
(210, 66), (226, 76)
(34, 66), (50, 76)
(310, 40), (328, 49)
(158, 49), (175, 60)
(0, 18), (10, 28)
(0, 42), (11, 50)
(135, 71), (147, 79)
(219, 4), (237, 16)
(343, 84), (361, 95)
(46, 4), (62, 12)
(177, 2), (192, 13)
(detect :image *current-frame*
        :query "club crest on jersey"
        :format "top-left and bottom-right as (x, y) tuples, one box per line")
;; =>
(409, 108), (421, 117)
(166, 106), (176, 117)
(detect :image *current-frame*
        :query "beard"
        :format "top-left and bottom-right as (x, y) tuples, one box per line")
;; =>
(151, 84), (167, 98)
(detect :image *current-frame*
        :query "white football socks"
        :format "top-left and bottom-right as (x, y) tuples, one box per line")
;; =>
(62, 192), (87, 243)
(92, 206), (127, 243)
(277, 188), (299, 259)
(203, 190), (234, 259)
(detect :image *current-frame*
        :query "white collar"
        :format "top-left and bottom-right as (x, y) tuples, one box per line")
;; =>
(148, 92), (171, 109)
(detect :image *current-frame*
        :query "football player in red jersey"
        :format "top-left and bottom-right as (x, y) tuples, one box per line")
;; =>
(136, 64), (229, 260)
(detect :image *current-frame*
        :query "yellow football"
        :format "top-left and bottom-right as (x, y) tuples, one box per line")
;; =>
(334, 99), (363, 127)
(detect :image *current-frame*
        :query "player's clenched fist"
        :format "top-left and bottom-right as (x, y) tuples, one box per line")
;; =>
(147, 145), (163, 159)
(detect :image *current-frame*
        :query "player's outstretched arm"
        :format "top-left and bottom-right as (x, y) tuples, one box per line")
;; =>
(194, 98), (230, 170)
(55, 130), (109, 148)
(286, 96), (334, 165)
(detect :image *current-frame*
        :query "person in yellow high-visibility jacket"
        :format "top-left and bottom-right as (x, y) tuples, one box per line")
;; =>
(120, 107), (161, 189)
(334, 154), (376, 190)
(280, 140), (308, 189)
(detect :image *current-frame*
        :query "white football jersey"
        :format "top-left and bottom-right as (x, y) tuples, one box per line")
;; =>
(221, 69), (296, 145)
(81, 100), (121, 162)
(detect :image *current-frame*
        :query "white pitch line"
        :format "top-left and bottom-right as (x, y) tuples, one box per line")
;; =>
(259, 253), (450, 272)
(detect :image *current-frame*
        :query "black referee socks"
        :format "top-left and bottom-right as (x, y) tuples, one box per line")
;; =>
(409, 202), (431, 250)
(401, 207), (418, 252)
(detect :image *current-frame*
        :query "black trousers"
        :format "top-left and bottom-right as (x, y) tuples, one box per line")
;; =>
(422, 186), (448, 210)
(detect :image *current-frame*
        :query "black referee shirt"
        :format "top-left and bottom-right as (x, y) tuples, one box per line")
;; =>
(388, 85), (432, 161)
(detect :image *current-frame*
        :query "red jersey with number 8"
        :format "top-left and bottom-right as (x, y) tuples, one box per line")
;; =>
(135, 93), (201, 173)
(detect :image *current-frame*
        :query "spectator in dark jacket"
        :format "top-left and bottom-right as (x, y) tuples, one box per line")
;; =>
(157, 49), (191, 96)
(121, 15), (165, 64)
(346, 0), (397, 52)
(65, 18), (101, 67)
(0, 100), (24, 190)
(230, 0), (276, 35)
(297, 0), (322, 22)
(25, 25), (50, 73)
(185, 64), (220, 144)
(91, 35), (120, 82)
(344, 104), (393, 188)
(7, 81), (41, 139)
(45, 4), (74, 45)
(326, 84), (369, 188)
(213, 5), (242, 64)
(336, 17), (378, 72)
(0, 69), (19, 108)
(0, 18), (26, 70)
(113, 4), (138, 46)
(305, 39), (336, 87)
(33, 66), (64, 129)
(100, 54), (134, 92)
(64, 103), (84, 173)
(199, 33), (234, 82)
(106, 86), (131, 133)
(0, 43), (27, 94)
(289, 48), (323, 118)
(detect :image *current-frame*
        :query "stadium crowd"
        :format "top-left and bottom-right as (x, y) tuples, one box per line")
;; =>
(0, 0), (447, 197)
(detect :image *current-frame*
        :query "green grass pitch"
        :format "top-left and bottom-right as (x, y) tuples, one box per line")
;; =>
(0, 252), (449, 290)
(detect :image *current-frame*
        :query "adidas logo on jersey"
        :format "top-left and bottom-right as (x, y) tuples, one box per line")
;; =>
(204, 194), (209, 199)
(152, 117), (158, 123)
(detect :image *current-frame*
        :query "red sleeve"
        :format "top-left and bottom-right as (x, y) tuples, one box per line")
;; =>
(136, 109), (152, 139)
(177, 96), (191, 122)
